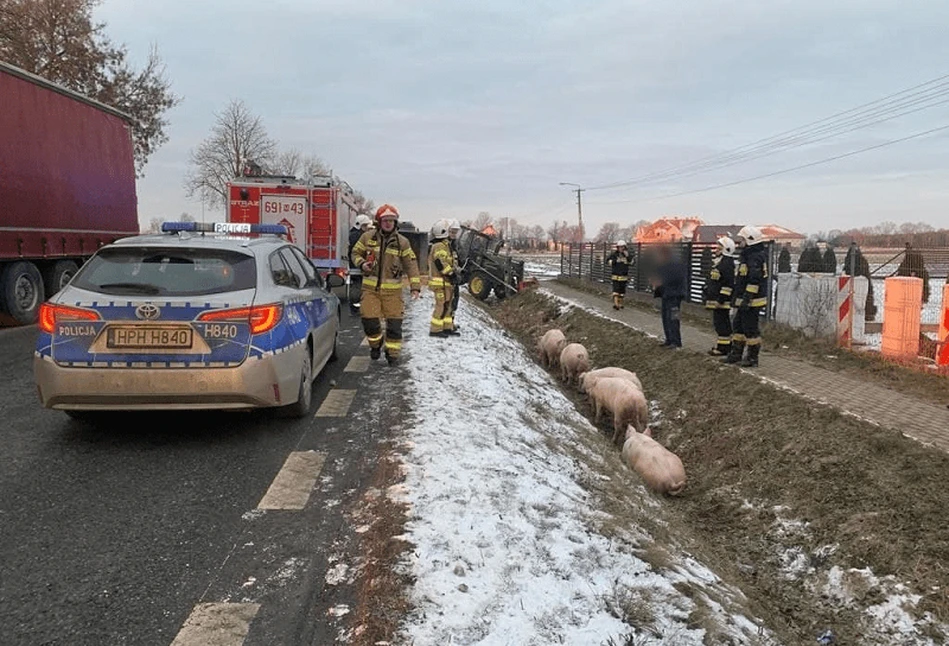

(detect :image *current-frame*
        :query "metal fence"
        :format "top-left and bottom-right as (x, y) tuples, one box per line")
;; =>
(560, 241), (777, 319)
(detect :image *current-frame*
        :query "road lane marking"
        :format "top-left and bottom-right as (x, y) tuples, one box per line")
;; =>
(360, 337), (369, 347)
(344, 356), (370, 373)
(315, 389), (357, 417)
(171, 603), (259, 646)
(257, 451), (327, 510)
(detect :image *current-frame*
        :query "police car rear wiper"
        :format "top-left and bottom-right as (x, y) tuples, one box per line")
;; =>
(97, 282), (162, 294)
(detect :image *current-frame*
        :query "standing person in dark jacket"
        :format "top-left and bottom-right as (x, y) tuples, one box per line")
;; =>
(607, 240), (632, 310)
(347, 214), (373, 314)
(724, 225), (769, 367)
(704, 236), (737, 356)
(446, 219), (463, 334)
(650, 245), (687, 349)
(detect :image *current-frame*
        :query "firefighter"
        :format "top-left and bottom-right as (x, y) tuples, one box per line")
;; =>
(428, 220), (456, 337)
(704, 236), (737, 356)
(446, 219), (463, 334)
(607, 240), (632, 309)
(351, 204), (421, 365)
(724, 225), (769, 367)
(347, 214), (373, 314)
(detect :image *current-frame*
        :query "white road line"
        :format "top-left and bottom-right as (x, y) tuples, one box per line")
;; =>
(314, 389), (357, 417)
(257, 451), (327, 510)
(170, 603), (259, 646)
(360, 337), (369, 347)
(344, 356), (371, 373)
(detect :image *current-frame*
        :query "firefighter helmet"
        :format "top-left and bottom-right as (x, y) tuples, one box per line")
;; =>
(375, 203), (399, 222)
(448, 219), (461, 231)
(717, 236), (737, 257)
(615, 240), (627, 248)
(430, 220), (450, 240)
(355, 214), (372, 228)
(737, 225), (765, 246)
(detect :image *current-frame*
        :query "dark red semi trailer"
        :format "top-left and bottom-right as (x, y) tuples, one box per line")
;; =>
(0, 61), (139, 325)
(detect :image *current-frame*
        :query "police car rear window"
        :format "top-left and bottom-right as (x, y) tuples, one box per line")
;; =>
(71, 247), (257, 296)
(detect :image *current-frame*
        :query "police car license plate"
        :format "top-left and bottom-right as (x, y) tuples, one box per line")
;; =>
(106, 325), (193, 349)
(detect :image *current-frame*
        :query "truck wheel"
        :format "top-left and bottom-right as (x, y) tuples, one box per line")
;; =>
(468, 272), (492, 300)
(0, 261), (45, 325)
(43, 260), (80, 296)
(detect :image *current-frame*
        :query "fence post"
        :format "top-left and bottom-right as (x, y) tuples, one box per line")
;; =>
(577, 243), (583, 280)
(560, 243), (564, 277)
(590, 242), (595, 283)
(635, 243), (642, 292)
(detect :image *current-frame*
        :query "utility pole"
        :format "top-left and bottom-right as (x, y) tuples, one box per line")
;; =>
(559, 182), (585, 240)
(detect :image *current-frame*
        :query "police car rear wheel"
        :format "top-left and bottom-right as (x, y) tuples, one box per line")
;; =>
(282, 350), (313, 418)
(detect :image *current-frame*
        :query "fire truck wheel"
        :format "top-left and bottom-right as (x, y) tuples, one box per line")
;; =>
(43, 260), (80, 296)
(0, 261), (45, 325)
(468, 272), (492, 300)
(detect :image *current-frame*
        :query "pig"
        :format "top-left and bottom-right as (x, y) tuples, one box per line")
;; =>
(577, 367), (643, 395)
(621, 426), (686, 496)
(587, 376), (649, 444)
(559, 343), (590, 385)
(537, 329), (567, 369)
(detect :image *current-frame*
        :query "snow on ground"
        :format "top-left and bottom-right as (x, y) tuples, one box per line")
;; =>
(392, 293), (775, 645)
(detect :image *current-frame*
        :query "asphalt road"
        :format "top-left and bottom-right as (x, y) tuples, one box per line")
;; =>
(0, 304), (402, 646)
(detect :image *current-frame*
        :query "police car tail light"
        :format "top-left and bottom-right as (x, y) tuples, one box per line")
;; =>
(198, 304), (283, 334)
(38, 303), (100, 333)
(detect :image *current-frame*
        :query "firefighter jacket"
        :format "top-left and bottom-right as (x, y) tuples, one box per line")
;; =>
(351, 229), (421, 293)
(733, 245), (769, 309)
(428, 239), (455, 290)
(704, 255), (734, 309)
(607, 250), (631, 281)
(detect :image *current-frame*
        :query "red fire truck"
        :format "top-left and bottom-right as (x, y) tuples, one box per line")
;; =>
(226, 173), (358, 280)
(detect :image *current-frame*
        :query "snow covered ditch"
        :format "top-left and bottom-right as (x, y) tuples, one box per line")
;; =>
(391, 293), (776, 645)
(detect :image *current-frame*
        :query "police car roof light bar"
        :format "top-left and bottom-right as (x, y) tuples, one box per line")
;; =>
(160, 221), (288, 236)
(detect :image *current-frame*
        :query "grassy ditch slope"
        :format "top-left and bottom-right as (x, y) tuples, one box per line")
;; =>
(485, 290), (949, 646)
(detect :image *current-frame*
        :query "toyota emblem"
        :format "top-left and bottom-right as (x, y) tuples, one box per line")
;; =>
(135, 303), (161, 320)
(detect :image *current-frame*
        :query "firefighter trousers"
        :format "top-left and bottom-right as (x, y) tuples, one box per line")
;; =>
(712, 308), (732, 352)
(361, 289), (405, 358)
(449, 282), (460, 329)
(731, 307), (762, 347)
(430, 286), (454, 334)
(611, 278), (628, 308)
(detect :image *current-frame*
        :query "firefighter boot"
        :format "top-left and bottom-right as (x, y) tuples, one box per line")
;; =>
(370, 347), (381, 360)
(740, 344), (760, 368)
(722, 341), (745, 364)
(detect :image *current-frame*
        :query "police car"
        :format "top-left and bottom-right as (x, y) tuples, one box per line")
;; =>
(33, 221), (344, 419)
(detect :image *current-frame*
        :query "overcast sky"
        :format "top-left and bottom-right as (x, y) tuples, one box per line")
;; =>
(98, 0), (949, 236)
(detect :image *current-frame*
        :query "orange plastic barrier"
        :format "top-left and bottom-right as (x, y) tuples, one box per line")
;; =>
(937, 284), (949, 367)
(881, 277), (923, 360)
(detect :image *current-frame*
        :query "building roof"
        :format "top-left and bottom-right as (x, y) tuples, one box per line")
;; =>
(759, 224), (805, 239)
(692, 225), (742, 243)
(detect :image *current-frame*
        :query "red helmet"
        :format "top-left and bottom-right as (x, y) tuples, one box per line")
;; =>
(375, 203), (399, 222)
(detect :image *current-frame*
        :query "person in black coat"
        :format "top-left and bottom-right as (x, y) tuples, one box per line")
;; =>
(724, 226), (769, 367)
(650, 245), (687, 348)
(347, 214), (373, 313)
(704, 237), (737, 356)
(606, 240), (632, 309)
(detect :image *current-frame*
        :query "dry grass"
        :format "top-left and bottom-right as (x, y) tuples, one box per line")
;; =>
(347, 439), (414, 646)
(485, 290), (949, 645)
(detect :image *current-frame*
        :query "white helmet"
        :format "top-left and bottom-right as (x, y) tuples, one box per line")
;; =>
(430, 219), (450, 240)
(717, 236), (737, 257)
(737, 225), (765, 246)
(615, 240), (627, 247)
(448, 219), (461, 231)
(354, 214), (372, 228)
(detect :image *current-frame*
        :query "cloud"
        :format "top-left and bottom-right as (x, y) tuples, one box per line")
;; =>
(97, 0), (949, 234)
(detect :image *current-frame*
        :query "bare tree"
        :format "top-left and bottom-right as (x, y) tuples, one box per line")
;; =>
(351, 191), (375, 216)
(0, 0), (180, 175)
(547, 220), (568, 243)
(594, 222), (621, 243)
(472, 212), (492, 231)
(184, 99), (278, 210)
(146, 217), (162, 233)
(268, 148), (329, 179)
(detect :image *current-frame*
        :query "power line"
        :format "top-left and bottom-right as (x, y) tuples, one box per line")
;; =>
(587, 72), (949, 192)
(587, 123), (949, 205)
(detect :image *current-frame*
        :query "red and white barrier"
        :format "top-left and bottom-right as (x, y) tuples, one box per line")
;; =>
(938, 284), (949, 367)
(837, 275), (853, 349)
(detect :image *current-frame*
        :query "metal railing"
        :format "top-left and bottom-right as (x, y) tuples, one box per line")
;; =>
(560, 241), (777, 319)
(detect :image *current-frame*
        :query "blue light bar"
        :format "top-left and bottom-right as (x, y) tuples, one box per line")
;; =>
(160, 222), (288, 235)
